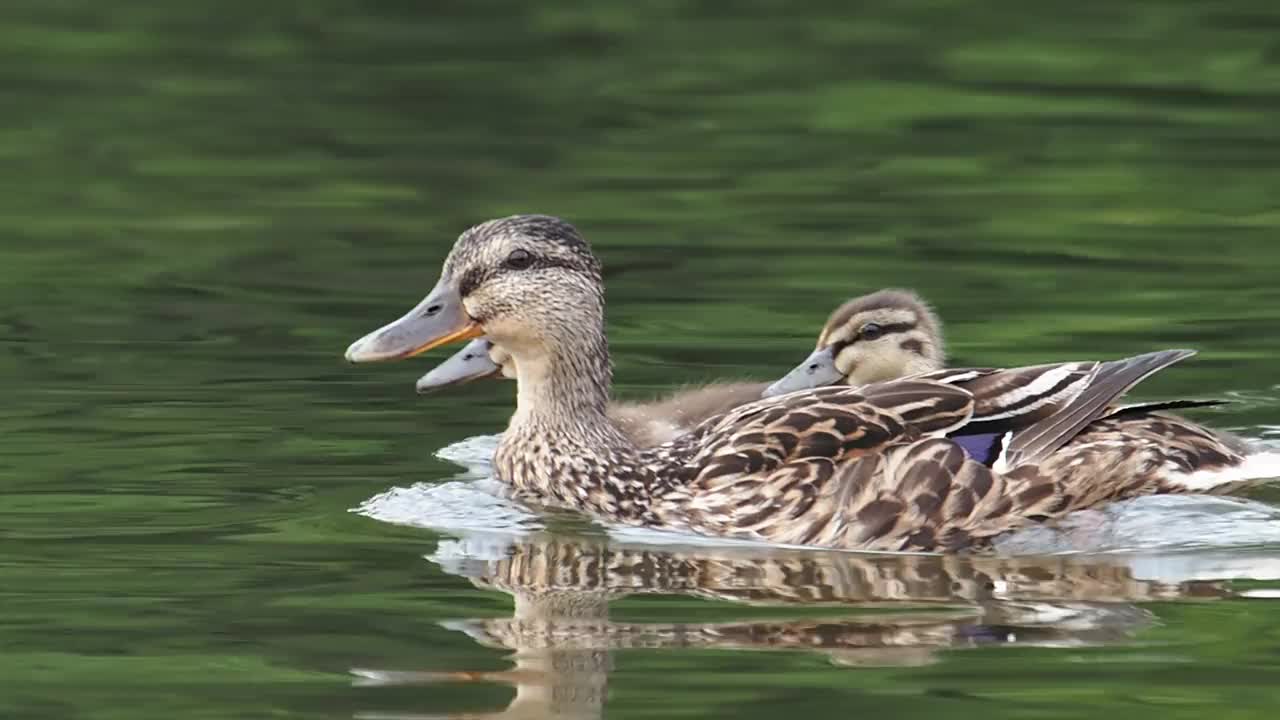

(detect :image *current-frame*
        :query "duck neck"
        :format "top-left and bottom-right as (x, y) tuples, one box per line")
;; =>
(509, 327), (614, 434)
(495, 310), (645, 507)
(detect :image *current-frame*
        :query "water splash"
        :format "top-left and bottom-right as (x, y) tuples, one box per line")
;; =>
(994, 494), (1280, 555)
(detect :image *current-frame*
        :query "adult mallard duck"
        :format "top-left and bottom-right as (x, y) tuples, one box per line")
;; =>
(412, 290), (944, 446)
(345, 215), (1279, 552)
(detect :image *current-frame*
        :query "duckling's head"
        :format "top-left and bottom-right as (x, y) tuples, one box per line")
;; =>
(346, 214), (606, 379)
(764, 289), (944, 396)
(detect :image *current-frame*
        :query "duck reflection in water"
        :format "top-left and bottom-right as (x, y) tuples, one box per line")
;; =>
(350, 534), (1237, 720)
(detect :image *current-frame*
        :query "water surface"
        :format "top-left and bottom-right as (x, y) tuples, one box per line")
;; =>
(5, 1), (1280, 718)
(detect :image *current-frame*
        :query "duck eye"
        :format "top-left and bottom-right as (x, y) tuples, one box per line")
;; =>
(859, 323), (884, 341)
(504, 249), (534, 270)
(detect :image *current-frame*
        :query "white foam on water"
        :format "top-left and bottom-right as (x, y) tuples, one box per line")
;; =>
(353, 477), (542, 535)
(994, 493), (1280, 555)
(352, 432), (534, 536)
(433, 432), (501, 473)
(428, 531), (535, 579)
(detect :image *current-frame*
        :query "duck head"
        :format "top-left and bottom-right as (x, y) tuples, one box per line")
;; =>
(346, 214), (612, 415)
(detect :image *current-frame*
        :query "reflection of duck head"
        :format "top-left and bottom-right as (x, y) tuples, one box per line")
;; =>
(353, 534), (1236, 719)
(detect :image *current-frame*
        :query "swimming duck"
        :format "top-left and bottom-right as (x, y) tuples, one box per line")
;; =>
(345, 214), (1278, 552)
(413, 290), (944, 445)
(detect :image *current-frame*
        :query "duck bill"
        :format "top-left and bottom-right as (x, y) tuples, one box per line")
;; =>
(345, 278), (482, 363)
(415, 338), (502, 393)
(762, 345), (844, 397)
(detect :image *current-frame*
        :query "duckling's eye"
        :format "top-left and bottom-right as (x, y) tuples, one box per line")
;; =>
(859, 323), (884, 341)
(503, 249), (534, 270)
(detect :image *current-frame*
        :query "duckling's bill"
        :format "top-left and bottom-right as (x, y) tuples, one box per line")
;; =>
(416, 338), (501, 393)
(763, 345), (844, 397)
(345, 278), (482, 363)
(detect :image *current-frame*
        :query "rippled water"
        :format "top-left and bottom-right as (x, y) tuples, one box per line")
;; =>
(6, 0), (1280, 718)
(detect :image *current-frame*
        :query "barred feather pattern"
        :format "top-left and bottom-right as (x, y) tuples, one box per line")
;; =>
(1012, 412), (1249, 511)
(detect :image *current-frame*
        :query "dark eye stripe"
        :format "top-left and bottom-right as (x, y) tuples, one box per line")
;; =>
(458, 267), (489, 297)
(828, 322), (917, 354)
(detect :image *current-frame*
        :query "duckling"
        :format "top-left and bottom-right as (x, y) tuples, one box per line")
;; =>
(346, 214), (1279, 552)
(801, 288), (945, 384)
(763, 290), (945, 395)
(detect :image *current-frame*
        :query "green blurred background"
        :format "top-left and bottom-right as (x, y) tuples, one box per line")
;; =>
(4, 0), (1280, 718)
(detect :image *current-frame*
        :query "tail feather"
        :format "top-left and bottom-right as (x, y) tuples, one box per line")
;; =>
(1000, 349), (1196, 470)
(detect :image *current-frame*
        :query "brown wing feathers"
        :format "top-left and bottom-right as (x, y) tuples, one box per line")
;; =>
(661, 350), (1209, 553)
(688, 381), (974, 477)
(997, 349), (1196, 470)
(794, 438), (1061, 552)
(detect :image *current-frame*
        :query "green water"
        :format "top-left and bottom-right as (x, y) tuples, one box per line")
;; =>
(5, 0), (1280, 717)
